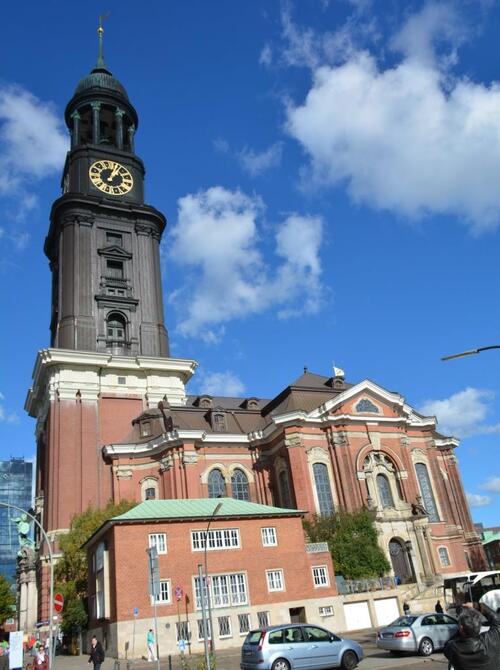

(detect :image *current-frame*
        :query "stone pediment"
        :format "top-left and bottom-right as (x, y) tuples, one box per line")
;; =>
(97, 245), (132, 259)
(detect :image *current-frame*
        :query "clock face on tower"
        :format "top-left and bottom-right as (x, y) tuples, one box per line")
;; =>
(89, 160), (134, 195)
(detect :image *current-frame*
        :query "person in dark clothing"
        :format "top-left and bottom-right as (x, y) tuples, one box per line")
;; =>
(444, 602), (500, 670)
(88, 637), (105, 670)
(436, 600), (444, 613)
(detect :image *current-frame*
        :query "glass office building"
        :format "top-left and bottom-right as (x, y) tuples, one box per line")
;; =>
(0, 458), (33, 584)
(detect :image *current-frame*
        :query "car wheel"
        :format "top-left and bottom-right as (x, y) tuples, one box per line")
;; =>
(271, 659), (291, 670)
(341, 650), (358, 670)
(419, 638), (434, 656)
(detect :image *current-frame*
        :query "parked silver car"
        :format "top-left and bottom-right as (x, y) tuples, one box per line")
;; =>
(376, 613), (458, 656)
(240, 623), (364, 670)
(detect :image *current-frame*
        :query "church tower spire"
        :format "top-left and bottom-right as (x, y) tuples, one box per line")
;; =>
(44, 22), (169, 357)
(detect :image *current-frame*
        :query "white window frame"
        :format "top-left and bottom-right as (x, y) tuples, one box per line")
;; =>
(194, 572), (248, 610)
(238, 613), (251, 636)
(319, 605), (334, 617)
(266, 569), (285, 592)
(438, 546), (451, 567)
(312, 565), (329, 587)
(197, 618), (211, 641)
(261, 527), (277, 547)
(151, 579), (171, 604)
(217, 615), (232, 639)
(191, 528), (240, 551)
(257, 611), (270, 628)
(148, 533), (167, 555)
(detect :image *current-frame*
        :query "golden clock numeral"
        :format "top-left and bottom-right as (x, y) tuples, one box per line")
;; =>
(96, 181), (103, 188)
(113, 187), (121, 194)
(90, 167), (99, 174)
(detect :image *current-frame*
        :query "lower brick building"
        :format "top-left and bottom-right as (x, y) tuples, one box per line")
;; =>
(83, 498), (340, 658)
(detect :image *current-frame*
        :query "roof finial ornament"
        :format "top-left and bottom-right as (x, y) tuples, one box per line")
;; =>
(96, 13), (110, 70)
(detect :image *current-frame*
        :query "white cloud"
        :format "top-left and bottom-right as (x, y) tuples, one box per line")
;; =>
(466, 492), (492, 508)
(0, 84), (67, 223)
(197, 371), (246, 397)
(284, 5), (500, 231)
(420, 387), (495, 437)
(169, 186), (324, 340)
(0, 392), (18, 424)
(237, 142), (283, 176)
(259, 44), (273, 67)
(481, 477), (500, 493)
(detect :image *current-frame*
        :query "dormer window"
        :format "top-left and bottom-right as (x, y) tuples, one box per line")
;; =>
(141, 421), (152, 438)
(212, 412), (226, 432)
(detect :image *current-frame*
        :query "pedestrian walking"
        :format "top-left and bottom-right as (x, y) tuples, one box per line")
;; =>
(403, 602), (410, 615)
(444, 602), (500, 670)
(32, 644), (48, 670)
(88, 636), (105, 670)
(146, 630), (156, 662)
(435, 600), (444, 613)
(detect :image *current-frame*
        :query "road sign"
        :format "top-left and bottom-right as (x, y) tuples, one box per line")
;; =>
(146, 547), (160, 597)
(174, 586), (183, 601)
(133, 607), (139, 617)
(177, 639), (187, 653)
(54, 592), (64, 613)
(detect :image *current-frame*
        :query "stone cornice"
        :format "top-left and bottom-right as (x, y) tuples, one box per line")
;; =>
(25, 348), (198, 417)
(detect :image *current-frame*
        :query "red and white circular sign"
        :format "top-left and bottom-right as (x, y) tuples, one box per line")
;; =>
(54, 593), (64, 613)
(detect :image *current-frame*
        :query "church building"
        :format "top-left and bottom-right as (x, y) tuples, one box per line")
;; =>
(25, 26), (486, 645)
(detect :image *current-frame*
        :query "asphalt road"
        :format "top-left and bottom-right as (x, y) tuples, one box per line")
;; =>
(50, 630), (449, 670)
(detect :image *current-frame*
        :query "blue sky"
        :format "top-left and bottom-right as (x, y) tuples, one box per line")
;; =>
(1, 0), (500, 525)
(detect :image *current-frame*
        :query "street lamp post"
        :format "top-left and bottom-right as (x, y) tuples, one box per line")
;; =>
(441, 344), (500, 361)
(203, 502), (223, 661)
(0, 502), (55, 670)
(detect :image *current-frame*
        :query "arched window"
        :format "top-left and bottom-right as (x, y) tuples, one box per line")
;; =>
(377, 473), (394, 508)
(145, 487), (156, 500)
(208, 469), (226, 498)
(278, 470), (293, 509)
(141, 477), (158, 501)
(415, 463), (439, 522)
(231, 469), (249, 501)
(438, 546), (451, 567)
(313, 463), (334, 516)
(107, 313), (126, 343)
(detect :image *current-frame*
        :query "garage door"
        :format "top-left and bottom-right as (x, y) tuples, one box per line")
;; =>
(374, 597), (400, 626)
(343, 601), (372, 631)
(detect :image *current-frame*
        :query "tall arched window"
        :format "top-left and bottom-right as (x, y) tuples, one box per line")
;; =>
(208, 469), (226, 498)
(278, 470), (293, 509)
(377, 473), (395, 508)
(231, 469), (249, 501)
(313, 463), (334, 516)
(415, 463), (439, 522)
(107, 313), (127, 349)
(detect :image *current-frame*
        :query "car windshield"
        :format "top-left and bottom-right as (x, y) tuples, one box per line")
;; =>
(246, 631), (264, 645)
(389, 616), (417, 627)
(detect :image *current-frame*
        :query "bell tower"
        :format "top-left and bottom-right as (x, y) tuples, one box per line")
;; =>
(45, 19), (168, 357)
(25, 23), (197, 554)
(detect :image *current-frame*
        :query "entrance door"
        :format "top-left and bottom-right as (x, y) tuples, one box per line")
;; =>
(289, 607), (306, 623)
(389, 538), (412, 583)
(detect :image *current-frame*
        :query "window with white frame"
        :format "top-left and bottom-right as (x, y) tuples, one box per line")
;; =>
(197, 619), (211, 641)
(312, 566), (329, 587)
(152, 580), (171, 604)
(261, 527), (277, 546)
(257, 611), (270, 628)
(266, 569), (284, 592)
(238, 613), (251, 635)
(191, 528), (240, 551)
(218, 616), (232, 638)
(319, 605), (334, 617)
(438, 546), (451, 567)
(176, 621), (190, 642)
(148, 533), (167, 554)
(194, 572), (247, 609)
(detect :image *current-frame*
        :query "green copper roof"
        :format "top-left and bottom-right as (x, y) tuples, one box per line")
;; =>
(482, 530), (500, 545)
(74, 67), (129, 100)
(112, 497), (303, 522)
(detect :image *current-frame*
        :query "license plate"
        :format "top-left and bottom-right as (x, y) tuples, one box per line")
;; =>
(244, 652), (252, 656)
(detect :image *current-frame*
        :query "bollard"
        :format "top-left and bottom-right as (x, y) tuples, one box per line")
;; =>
(168, 654), (172, 670)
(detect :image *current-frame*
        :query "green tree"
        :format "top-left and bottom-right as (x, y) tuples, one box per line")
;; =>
(304, 508), (390, 579)
(55, 499), (135, 636)
(0, 574), (16, 625)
